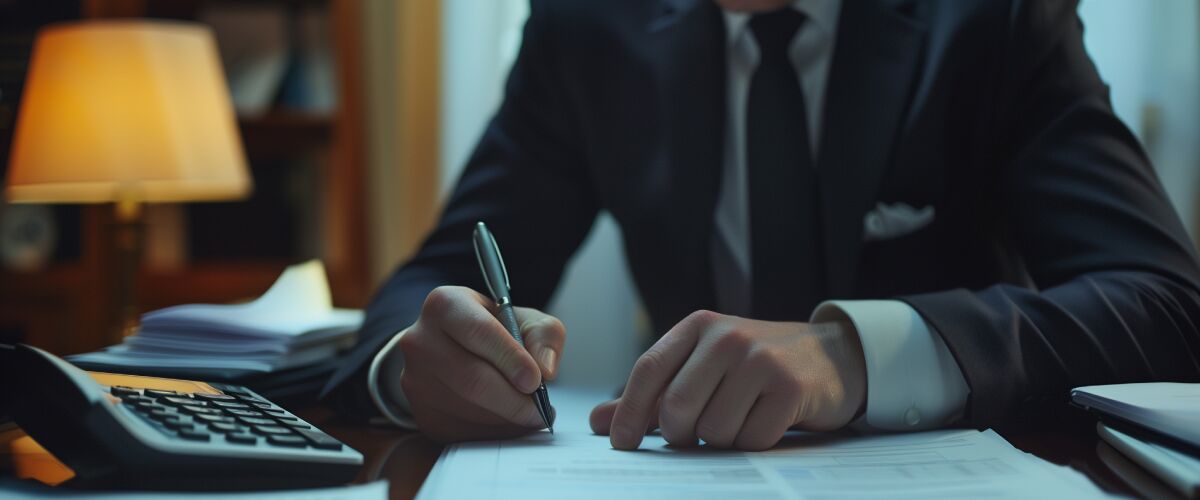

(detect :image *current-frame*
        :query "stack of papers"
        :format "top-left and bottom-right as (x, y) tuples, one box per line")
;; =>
(417, 389), (1107, 499)
(71, 261), (362, 374)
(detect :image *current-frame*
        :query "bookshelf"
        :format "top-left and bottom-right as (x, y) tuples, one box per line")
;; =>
(0, 0), (374, 354)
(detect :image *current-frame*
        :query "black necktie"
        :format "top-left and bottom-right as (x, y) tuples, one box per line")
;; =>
(747, 9), (825, 320)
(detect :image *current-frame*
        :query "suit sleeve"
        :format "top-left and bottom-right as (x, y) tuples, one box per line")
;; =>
(319, 0), (599, 418)
(901, 0), (1200, 430)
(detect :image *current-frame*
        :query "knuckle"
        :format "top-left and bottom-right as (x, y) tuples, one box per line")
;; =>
(747, 347), (783, 372)
(397, 329), (420, 355)
(530, 315), (566, 340)
(633, 349), (668, 378)
(715, 328), (753, 354)
(422, 286), (459, 318)
(544, 316), (566, 338)
(684, 309), (721, 329)
(660, 389), (690, 419)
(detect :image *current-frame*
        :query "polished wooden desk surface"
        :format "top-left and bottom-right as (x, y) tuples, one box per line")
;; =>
(0, 405), (1155, 498)
(300, 406), (1149, 500)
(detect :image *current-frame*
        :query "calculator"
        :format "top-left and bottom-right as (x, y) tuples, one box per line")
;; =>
(2, 344), (362, 490)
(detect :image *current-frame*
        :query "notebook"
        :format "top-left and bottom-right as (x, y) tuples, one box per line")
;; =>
(1071, 383), (1200, 453)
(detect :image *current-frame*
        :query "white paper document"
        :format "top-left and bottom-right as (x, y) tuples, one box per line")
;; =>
(417, 389), (1108, 499)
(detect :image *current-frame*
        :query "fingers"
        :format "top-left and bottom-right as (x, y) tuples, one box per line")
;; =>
(402, 316), (544, 428)
(610, 311), (713, 450)
(695, 366), (763, 448)
(590, 399), (619, 435)
(422, 287), (541, 393)
(516, 307), (565, 380)
(734, 392), (800, 451)
(657, 341), (736, 446)
(403, 372), (542, 443)
(589, 398), (660, 435)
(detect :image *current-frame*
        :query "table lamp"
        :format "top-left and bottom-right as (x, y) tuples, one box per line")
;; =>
(5, 20), (252, 343)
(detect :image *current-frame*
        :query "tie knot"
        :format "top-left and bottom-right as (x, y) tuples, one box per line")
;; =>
(749, 8), (804, 57)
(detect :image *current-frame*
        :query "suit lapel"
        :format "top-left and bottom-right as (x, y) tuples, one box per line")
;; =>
(817, 0), (926, 298)
(647, 0), (726, 315)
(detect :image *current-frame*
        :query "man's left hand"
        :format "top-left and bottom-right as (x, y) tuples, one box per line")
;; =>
(589, 310), (866, 451)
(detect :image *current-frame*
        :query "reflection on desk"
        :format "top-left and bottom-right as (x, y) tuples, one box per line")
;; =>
(301, 401), (1148, 499)
(1, 401), (1156, 499)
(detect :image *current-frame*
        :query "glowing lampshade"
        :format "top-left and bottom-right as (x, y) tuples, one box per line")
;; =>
(5, 20), (251, 205)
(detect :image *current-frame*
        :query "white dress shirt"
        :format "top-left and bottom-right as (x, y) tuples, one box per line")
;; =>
(716, 0), (968, 430)
(368, 0), (969, 432)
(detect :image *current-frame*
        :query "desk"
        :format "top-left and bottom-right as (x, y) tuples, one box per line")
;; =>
(0, 406), (1152, 498)
(298, 406), (1144, 500)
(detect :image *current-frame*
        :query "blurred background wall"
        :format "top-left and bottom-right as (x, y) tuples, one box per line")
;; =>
(440, 0), (642, 390)
(435, 0), (1200, 390)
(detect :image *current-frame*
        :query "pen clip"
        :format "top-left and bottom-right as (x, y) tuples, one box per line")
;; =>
(489, 230), (511, 293)
(472, 222), (511, 301)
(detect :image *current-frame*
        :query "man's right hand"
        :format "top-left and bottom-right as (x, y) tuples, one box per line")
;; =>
(396, 286), (563, 442)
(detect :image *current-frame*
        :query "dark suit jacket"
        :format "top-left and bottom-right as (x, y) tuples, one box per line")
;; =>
(324, 0), (1200, 430)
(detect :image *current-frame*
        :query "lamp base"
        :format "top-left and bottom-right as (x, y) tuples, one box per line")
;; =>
(111, 202), (144, 344)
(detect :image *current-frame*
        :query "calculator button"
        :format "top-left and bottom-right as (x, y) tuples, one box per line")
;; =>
(177, 428), (210, 441)
(161, 396), (206, 407)
(194, 414), (235, 424)
(238, 416), (275, 426)
(266, 435), (307, 447)
(225, 409), (261, 417)
(121, 395), (154, 405)
(248, 402), (273, 409)
(194, 393), (238, 402)
(212, 401), (252, 410)
(164, 418), (194, 430)
(216, 386), (251, 396)
(110, 386), (140, 397)
(181, 406), (224, 416)
(284, 421), (312, 429)
(144, 389), (178, 397)
(252, 425), (294, 436)
(136, 402), (167, 413)
(226, 433), (258, 445)
(208, 422), (244, 433)
(260, 408), (286, 416)
(149, 409), (179, 420)
(295, 430), (343, 451)
(272, 415), (299, 422)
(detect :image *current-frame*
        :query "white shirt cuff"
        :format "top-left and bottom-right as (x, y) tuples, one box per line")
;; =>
(811, 300), (969, 431)
(366, 329), (419, 429)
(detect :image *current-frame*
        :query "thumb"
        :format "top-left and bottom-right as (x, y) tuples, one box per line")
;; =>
(516, 307), (565, 381)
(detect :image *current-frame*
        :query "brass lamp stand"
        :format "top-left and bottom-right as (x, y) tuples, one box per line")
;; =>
(112, 199), (144, 341)
(3, 21), (252, 347)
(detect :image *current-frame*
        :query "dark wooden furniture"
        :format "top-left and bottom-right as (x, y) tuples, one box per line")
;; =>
(0, 401), (1159, 498)
(0, 0), (370, 354)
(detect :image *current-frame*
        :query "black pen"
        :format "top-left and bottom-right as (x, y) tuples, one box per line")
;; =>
(472, 221), (554, 433)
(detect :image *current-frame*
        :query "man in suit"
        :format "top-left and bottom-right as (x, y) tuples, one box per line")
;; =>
(322, 0), (1200, 450)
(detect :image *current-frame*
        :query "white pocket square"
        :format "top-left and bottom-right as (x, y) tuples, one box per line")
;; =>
(862, 202), (935, 242)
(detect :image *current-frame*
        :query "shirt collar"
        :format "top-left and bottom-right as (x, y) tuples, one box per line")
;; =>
(722, 0), (841, 47)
